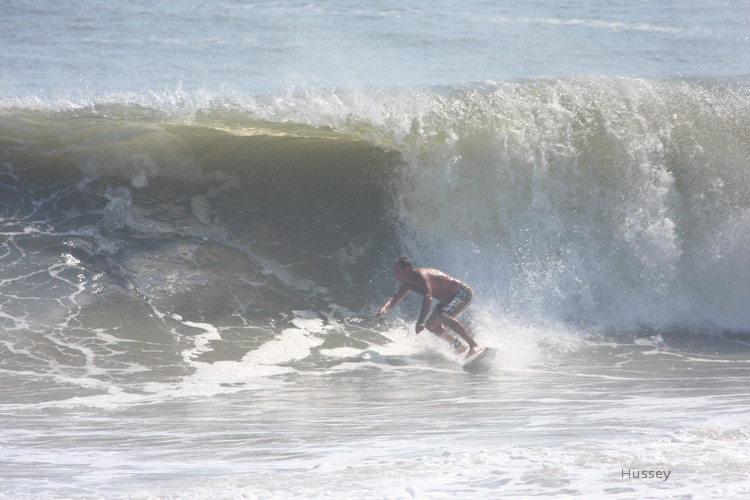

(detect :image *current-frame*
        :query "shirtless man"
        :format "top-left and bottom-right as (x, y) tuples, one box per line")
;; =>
(376, 257), (481, 357)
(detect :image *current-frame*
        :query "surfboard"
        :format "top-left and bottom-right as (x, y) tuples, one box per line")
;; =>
(461, 346), (490, 370)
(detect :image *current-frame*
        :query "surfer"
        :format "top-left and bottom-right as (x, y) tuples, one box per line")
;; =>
(376, 257), (481, 358)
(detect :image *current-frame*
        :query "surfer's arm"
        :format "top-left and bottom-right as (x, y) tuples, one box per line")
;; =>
(376, 284), (411, 317)
(414, 273), (432, 333)
(415, 294), (432, 333)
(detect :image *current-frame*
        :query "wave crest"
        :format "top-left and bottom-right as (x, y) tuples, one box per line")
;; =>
(2, 76), (750, 334)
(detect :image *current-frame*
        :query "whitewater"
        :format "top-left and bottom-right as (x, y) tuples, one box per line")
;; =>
(2, 1), (750, 499)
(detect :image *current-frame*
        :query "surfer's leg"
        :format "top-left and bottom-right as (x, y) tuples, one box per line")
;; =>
(435, 286), (479, 355)
(426, 315), (449, 339)
(441, 314), (479, 351)
(425, 315), (466, 351)
(424, 316), (467, 353)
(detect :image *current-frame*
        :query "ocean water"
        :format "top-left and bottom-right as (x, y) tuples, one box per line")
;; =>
(2, 1), (750, 498)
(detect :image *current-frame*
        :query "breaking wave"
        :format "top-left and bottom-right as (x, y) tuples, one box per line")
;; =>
(2, 76), (749, 399)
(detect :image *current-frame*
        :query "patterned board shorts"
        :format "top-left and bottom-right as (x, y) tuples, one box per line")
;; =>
(427, 285), (473, 323)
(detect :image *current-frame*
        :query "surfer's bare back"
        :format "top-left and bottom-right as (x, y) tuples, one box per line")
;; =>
(376, 257), (480, 357)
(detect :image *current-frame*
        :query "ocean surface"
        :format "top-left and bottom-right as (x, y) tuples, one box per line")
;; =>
(2, 1), (750, 498)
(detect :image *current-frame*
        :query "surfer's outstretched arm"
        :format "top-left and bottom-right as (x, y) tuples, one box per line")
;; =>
(376, 283), (411, 317)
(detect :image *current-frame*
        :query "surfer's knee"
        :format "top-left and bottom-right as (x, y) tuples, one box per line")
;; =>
(440, 314), (461, 331)
(425, 318), (445, 335)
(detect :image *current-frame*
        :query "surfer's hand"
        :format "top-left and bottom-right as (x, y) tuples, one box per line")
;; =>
(375, 305), (388, 317)
(415, 322), (425, 334)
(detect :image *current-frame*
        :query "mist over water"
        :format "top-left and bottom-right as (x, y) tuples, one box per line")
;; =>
(385, 78), (750, 333)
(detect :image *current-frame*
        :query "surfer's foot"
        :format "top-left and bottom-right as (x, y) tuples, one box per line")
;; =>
(465, 346), (482, 359)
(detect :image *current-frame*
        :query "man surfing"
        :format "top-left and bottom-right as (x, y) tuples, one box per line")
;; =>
(376, 257), (481, 358)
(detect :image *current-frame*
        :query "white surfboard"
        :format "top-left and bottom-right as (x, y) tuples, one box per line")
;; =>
(461, 346), (490, 369)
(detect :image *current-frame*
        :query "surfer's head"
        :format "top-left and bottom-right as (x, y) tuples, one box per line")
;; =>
(393, 257), (413, 270)
(391, 257), (413, 281)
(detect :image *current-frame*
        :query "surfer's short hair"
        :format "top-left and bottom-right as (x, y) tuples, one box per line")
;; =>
(394, 257), (413, 269)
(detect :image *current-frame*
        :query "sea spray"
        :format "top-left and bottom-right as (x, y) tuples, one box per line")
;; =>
(368, 78), (750, 332)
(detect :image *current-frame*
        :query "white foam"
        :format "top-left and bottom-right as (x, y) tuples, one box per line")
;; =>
(179, 320), (223, 362)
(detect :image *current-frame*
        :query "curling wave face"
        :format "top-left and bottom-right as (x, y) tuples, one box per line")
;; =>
(1, 76), (750, 402)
